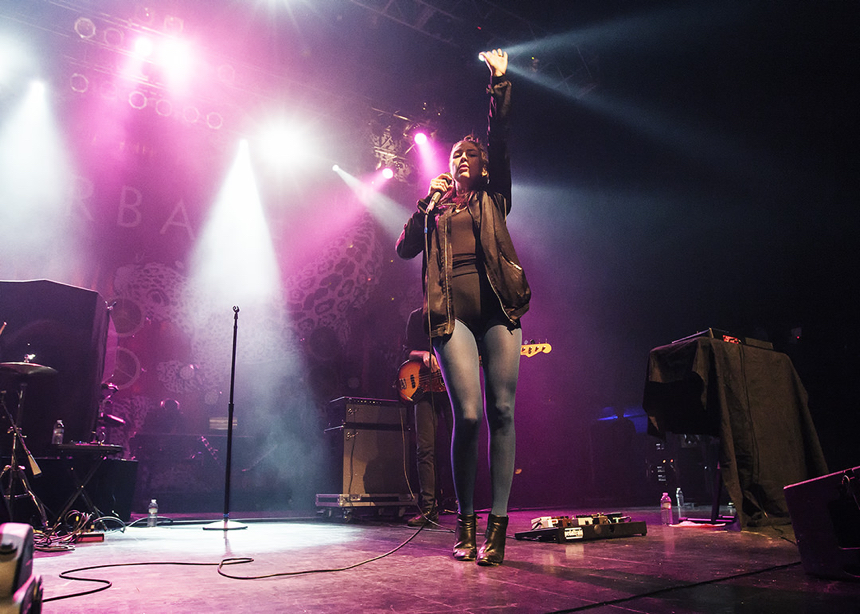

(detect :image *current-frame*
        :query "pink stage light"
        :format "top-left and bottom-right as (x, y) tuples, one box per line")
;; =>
(381, 167), (395, 180)
(73, 17), (96, 40)
(183, 106), (200, 123)
(259, 122), (303, 168)
(414, 132), (428, 145)
(103, 28), (124, 48)
(158, 39), (195, 87)
(70, 73), (89, 94)
(133, 36), (154, 58)
(415, 137), (446, 188)
(155, 98), (173, 116)
(128, 90), (147, 110)
(206, 112), (223, 130)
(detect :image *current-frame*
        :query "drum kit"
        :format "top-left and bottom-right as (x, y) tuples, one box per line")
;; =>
(0, 359), (55, 528)
(0, 356), (128, 529)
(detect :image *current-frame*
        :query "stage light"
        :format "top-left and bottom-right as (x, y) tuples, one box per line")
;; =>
(190, 139), (281, 306)
(158, 39), (195, 86)
(155, 98), (173, 116)
(0, 36), (40, 95)
(0, 72), (78, 281)
(164, 15), (185, 36)
(28, 80), (46, 98)
(74, 17), (96, 40)
(70, 73), (89, 93)
(183, 106), (200, 123)
(135, 6), (154, 26)
(128, 90), (147, 109)
(332, 164), (340, 172)
(133, 36), (154, 58)
(256, 118), (322, 170)
(414, 132), (428, 145)
(103, 28), (123, 47)
(381, 167), (394, 180)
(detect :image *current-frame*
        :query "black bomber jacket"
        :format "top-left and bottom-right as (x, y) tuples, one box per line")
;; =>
(395, 75), (531, 338)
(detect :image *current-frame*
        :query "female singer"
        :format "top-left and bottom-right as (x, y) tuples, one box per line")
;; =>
(396, 49), (530, 566)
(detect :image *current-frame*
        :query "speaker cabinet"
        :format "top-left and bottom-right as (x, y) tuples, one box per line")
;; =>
(784, 466), (860, 581)
(0, 280), (110, 456)
(320, 397), (413, 499)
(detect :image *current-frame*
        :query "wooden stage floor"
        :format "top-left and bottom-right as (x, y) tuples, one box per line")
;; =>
(32, 506), (860, 613)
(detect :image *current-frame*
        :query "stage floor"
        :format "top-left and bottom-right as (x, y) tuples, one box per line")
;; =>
(33, 506), (859, 613)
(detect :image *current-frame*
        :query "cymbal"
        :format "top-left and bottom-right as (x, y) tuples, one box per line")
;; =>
(0, 362), (57, 376)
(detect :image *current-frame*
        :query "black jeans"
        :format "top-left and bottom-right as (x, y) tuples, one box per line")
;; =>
(414, 391), (452, 512)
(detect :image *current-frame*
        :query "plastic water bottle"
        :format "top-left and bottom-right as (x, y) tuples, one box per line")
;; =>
(147, 499), (158, 527)
(660, 492), (672, 525)
(51, 420), (64, 445)
(676, 487), (685, 517)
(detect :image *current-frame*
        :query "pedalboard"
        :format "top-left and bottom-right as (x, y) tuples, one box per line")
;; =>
(515, 513), (647, 543)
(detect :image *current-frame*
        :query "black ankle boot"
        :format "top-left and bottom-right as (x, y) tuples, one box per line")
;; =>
(477, 514), (508, 566)
(453, 513), (477, 561)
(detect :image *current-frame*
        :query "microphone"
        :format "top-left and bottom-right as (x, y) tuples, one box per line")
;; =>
(426, 190), (443, 213)
(425, 174), (452, 214)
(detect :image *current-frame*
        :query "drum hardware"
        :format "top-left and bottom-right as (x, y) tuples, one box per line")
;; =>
(0, 361), (56, 528)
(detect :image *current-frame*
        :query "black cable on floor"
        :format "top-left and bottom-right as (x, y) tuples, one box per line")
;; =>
(548, 559), (803, 613)
(44, 559), (255, 603)
(45, 523), (430, 601)
(217, 523), (428, 580)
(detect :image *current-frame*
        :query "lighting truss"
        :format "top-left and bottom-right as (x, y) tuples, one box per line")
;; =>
(347, 0), (598, 97)
(368, 108), (432, 184)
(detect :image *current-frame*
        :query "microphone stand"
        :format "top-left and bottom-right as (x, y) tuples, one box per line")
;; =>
(204, 306), (246, 531)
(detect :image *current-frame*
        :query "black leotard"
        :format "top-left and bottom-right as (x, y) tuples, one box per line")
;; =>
(449, 208), (508, 338)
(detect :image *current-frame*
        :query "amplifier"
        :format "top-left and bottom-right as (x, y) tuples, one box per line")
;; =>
(326, 396), (407, 428)
(318, 397), (414, 510)
(320, 426), (412, 496)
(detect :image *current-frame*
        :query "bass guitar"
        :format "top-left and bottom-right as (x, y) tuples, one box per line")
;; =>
(396, 342), (551, 403)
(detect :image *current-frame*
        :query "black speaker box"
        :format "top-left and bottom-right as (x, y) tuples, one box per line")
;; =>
(784, 466), (860, 581)
(0, 280), (110, 456)
(322, 397), (412, 496)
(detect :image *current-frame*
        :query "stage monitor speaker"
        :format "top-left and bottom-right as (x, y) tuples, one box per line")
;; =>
(0, 280), (110, 457)
(784, 466), (860, 581)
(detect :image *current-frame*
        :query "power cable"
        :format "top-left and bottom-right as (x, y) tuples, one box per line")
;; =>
(45, 523), (431, 602)
(548, 560), (803, 614)
(43, 558), (254, 603)
(217, 524), (428, 580)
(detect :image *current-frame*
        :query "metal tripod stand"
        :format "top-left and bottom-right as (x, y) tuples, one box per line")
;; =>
(0, 362), (54, 529)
